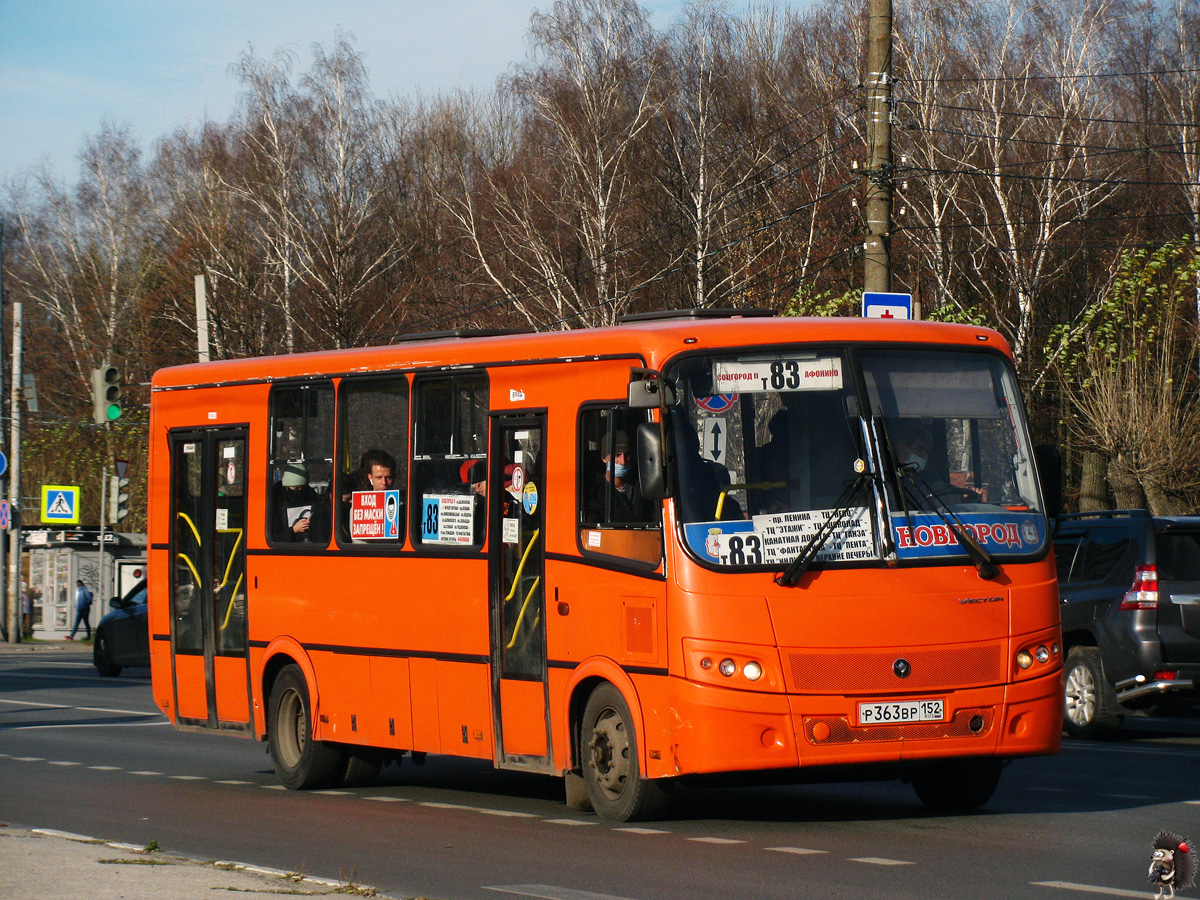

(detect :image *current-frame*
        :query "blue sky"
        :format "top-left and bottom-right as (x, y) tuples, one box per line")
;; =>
(0, 1), (815, 188)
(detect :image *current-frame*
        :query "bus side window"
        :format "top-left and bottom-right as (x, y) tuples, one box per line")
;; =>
(268, 383), (335, 547)
(337, 376), (409, 546)
(411, 372), (488, 549)
(578, 405), (662, 566)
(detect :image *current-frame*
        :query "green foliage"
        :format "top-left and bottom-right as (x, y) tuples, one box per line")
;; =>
(1045, 239), (1200, 383)
(782, 285), (858, 318)
(923, 303), (991, 327)
(22, 414), (148, 531)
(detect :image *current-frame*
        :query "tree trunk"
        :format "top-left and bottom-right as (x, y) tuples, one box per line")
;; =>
(1078, 452), (1108, 511)
(1107, 454), (1146, 510)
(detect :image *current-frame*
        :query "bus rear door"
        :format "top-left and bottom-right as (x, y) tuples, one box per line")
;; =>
(168, 428), (252, 732)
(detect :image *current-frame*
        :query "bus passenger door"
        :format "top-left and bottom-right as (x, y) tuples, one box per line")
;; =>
(168, 429), (252, 733)
(489, 414), (552, 771)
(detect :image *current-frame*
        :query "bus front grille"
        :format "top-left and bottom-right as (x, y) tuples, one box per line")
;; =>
(785, 644), (1005, 693)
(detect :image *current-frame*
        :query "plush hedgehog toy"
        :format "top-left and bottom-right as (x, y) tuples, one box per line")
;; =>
(1149, 830), (1197, 900)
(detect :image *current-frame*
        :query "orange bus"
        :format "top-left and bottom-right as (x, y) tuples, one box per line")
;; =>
(147, 310), (1063, 821)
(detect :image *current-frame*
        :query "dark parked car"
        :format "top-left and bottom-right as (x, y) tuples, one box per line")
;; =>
(94, 580), (148, 677)
(1055, 510), (1200, 737)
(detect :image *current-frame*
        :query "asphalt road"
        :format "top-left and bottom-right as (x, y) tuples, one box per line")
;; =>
(2, 644), (1198, 900)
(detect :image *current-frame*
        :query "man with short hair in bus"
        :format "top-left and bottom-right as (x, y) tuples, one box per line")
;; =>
(587, 430), (646, 524)
(359, 449), (397, 491)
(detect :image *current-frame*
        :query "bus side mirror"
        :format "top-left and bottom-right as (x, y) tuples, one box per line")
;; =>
(636, 421), (673, 501)
(628, 378), (676, 409)
(1034, 444), (1061, 523)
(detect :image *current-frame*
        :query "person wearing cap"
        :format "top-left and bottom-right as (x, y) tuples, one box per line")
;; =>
(272, 461), (327, 543)
(586, 429), (646, 523)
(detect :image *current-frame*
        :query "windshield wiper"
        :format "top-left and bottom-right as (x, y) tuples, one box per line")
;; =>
(896, 466), (998, 581)
(775, 472), (870, 588)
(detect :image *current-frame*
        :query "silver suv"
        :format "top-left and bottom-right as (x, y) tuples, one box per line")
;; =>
(1055, 511), (1200, 737)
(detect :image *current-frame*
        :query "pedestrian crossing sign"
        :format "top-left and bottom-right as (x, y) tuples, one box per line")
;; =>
(41, 485), (80, 524)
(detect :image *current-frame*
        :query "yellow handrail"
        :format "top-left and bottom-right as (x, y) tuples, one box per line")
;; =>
(176, 552), (201, 589)
(177, 511), (201, 546)
(503, 529), (541, 603)
(219, 572), (245, 631)
(715, 481), (786, 518)
(215, 528), (244, 592)
(506, 577), (542, 649)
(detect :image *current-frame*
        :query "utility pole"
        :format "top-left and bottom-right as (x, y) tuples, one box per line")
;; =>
(864, 0), (894, 294)
(5, 302), (21, 644)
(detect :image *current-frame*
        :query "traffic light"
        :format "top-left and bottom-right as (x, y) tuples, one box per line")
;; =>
(91, 365), (122, 424)
(108, 474), (130, 524)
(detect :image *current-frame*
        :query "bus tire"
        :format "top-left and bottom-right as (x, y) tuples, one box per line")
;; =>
(580, 683), (670, 822)
(911, 757), (1003, 811)
(268, 665), (345, 790)
(1063, 646), (1121, 739)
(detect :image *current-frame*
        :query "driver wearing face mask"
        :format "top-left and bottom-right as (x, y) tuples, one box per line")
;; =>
(586, 429), (647, 523)
(895, 424), (932, 473)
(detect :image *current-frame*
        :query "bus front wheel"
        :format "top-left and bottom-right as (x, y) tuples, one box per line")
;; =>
(910, 757), (1003, 811)
(580, 683), (670, 822)
(268, 665), (345, 790)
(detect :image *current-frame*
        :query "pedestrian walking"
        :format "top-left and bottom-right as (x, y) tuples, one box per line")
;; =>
(66, 579), (93, 640)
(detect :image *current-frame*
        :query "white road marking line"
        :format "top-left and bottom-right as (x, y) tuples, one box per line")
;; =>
(261, 785), (287, 790)
(849, 857), (914, 866)
(767, 847), (828, 855)
(1185, 800), (1200, 805)
(10, 721), (168, 730)
(542, 819), (596, 826)
(88, 766), (121, 771)
(688, 837), (745, 844)
(420, 801), (476, 810)
(32, 829), (96, 842)
(312, 790), (353, 795)
(486, 885), (641, 900)
(479, 809), (539, 817)
(615, 827), (669, 835)
(0, 698), (160, 717)
(129, 771), (162, 776)
(215, 780), (251, 785)
(363, 796), (409, 802)
(12, 756), (45, 762)
(169, 775), (206, 781)
(1031, 880), (1149, 897)
(48, 761), (81, 766)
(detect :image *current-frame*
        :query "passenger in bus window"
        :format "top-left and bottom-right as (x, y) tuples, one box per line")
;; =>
(586, 430), (646, 524)
(460, 460), (487, 543)
(359, 449), (397, 491)
(272, 462), (328, 543)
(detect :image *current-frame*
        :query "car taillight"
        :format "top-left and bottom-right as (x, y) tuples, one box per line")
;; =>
(1118, 564), (1158, 610)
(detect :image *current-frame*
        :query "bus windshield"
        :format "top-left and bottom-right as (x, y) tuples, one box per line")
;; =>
(671, 346), (1047, 569)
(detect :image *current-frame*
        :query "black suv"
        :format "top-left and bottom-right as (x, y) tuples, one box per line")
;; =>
(1055, 510), (1200, 737)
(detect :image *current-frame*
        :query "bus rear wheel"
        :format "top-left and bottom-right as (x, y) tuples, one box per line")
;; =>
(268, 665), (345, 790)
(580, 683), (670, 822)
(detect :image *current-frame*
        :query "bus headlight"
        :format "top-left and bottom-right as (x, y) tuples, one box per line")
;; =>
(719, 658), (737, 677)
(744, 661), (763, 682)
(1016, 650), (1034, 669)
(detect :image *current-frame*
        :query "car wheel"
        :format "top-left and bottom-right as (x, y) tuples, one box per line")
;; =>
(93, 632), (122, 677)
(911, 758), (1003, 811)
(580, 682), (671, 822)
(268, 665), (346, 790)
(1063, 646), (1122, 738)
